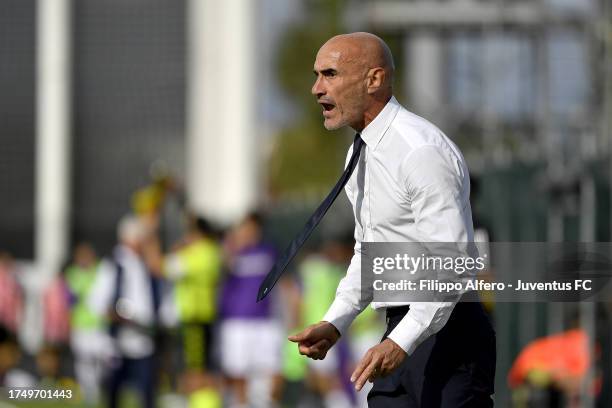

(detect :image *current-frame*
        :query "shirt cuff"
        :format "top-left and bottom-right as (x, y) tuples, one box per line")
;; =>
(322, 298), (359, 337)
(387, 312), (426, 355)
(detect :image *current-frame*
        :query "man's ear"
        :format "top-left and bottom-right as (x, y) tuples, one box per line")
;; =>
(366, 67), (385, 94)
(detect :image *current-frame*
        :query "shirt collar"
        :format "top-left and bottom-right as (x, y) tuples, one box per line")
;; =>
(359, 95), (400, 150)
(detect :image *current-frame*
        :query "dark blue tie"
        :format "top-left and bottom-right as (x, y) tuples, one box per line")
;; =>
(257, 133), (365, 301)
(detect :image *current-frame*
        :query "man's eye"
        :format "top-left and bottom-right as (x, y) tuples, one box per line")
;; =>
(320, 70), (337, 78)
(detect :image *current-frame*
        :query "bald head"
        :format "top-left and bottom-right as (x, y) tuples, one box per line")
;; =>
(312, 32), (395, 131)
(323, 32), (394, 86)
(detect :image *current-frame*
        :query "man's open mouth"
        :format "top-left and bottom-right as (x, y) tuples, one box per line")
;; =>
(321, 103), (335, 112)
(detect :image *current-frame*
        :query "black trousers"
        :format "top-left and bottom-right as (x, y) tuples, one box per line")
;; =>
(108, 355), (156, 408)
(368, 299), (496, 407)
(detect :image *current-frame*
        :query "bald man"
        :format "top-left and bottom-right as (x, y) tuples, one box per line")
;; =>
(288, 33), (496, 407)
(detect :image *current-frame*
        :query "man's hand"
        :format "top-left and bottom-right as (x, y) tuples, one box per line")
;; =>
(288, 321), (340, 360)
(351, 338), (407, 391)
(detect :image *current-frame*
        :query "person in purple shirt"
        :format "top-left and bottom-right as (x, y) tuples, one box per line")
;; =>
(219, 212), (283, 408)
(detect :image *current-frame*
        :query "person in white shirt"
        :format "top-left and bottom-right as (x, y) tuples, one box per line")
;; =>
(89, 215), (160, 408)
(288, 32), (496, 407)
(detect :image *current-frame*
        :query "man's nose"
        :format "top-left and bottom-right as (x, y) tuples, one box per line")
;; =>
(311, 77), (324, 97)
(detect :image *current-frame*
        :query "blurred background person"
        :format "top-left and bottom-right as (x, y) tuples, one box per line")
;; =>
(89, 215), (162, 408)
(295, 238), (354, 408)
(64, 242), (107, 405)
(159, 214), (223, 408)
(0, 326), (35, 388)
(41, 272), (70, 349)
(279, 274), (309, 407)
(39, 266), (72, 391)
(219, 212), (282, 408)
(0, 252), (23, 339)
(508, 328), (591, 407)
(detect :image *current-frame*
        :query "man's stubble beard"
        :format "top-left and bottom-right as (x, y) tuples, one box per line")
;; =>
(323, 107), (359, 131)
(322, 89), (367, 131)
(324, 120), (344, 131)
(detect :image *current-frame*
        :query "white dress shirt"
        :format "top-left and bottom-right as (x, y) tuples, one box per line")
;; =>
(322, 96), (475, 355)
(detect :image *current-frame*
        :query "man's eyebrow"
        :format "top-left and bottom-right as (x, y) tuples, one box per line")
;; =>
(314, 68), (338, 76)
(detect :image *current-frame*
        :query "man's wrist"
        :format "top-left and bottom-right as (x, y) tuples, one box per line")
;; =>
(322, 298), (359, 336)
(321, 320), (341, 339)
(387, 313), (424, 355)
(383, 337), (404, 353)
